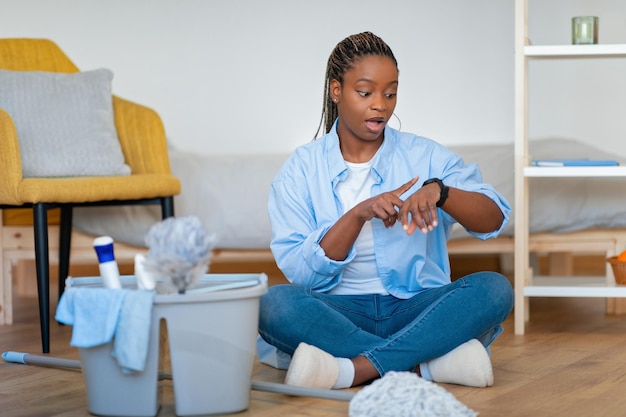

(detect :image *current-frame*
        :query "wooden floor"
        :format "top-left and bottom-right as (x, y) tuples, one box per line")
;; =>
(2, 259), (626, 416)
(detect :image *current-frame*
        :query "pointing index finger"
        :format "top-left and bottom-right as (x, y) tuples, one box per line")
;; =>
(393, 176), (419, 198)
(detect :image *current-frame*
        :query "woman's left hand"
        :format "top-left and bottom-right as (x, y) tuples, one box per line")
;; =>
(398, 182), (442, 235)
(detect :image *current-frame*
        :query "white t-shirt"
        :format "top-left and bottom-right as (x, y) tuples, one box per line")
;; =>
(329, 159), (389, 295)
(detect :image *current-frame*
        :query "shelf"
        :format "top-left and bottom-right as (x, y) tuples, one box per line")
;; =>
(524, 166), (626, 177)
(524, 44), (626, 57)
(524, 276), (626, 297)
(513, 0), (626, 334)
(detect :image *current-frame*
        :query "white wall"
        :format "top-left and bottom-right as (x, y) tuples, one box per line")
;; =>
(1, 0), (625, 157)
(528, 0), (626, 158)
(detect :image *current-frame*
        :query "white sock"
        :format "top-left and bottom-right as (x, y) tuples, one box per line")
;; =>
(419, 362), (434, 382)
(419, 339), (494, 387)
(333, 357), (355, 389)
(285, 342), (353, 390)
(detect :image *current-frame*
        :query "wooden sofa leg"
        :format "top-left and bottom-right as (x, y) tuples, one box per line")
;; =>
(0, 210), (5, 326)
(1, 251), (9, 326)
(547, 252), (574, 276)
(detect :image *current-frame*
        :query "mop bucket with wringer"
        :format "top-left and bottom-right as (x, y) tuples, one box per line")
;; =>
(70, 274), (267, 417)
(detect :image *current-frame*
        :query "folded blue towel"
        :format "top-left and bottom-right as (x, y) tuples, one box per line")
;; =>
(112, 290), (155, 374)
(56, 287), (155, 373)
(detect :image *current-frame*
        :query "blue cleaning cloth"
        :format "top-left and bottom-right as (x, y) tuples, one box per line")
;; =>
(112, 290), (155, 374)
(56, 287), (127, 348)
(56, 287), (155, 373)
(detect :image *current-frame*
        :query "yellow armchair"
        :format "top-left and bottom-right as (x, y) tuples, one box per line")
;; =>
(0, 38), (181, 353)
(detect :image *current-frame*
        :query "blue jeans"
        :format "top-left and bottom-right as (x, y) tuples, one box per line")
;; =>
(258, 271), (513, 376)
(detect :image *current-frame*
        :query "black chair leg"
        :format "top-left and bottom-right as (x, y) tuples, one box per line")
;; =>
(58, 206), (73, 301)
(33, 203), (50, 354)
(161, 196), (175, 219)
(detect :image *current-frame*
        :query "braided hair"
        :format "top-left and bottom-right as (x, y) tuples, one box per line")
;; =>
(314, 32), (398, 139)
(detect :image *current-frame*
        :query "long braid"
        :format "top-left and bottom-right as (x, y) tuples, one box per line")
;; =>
(314, 32), (398, 139)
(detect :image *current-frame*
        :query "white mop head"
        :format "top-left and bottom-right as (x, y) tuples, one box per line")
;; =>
(349, 371), (478, 417)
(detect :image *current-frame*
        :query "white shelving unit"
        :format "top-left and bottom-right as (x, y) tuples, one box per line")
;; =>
(513, 0), (626, 334)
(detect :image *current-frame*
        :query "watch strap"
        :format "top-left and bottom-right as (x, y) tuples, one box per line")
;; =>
(422, 178), (449, 207)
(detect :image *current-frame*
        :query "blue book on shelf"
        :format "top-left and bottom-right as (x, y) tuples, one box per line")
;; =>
(532, 158), (620, 167)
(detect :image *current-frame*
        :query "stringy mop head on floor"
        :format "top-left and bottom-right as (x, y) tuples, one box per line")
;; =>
(349, 371), (477, 417)
(143, 216), (216, 294)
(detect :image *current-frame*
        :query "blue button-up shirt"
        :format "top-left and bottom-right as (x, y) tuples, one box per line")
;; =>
(268, 125), (511, 299)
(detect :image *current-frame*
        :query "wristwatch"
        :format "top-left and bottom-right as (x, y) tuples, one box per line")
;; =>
(422, 178), (449, 207)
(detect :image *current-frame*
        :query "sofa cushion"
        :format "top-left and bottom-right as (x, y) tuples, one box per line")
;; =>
(0, 68), (131, 178)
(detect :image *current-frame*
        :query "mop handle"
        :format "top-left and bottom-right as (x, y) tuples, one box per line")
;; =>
(3, 351), (354, 402)
(251, 380), (355, 401)
(2, 351), (80, 369)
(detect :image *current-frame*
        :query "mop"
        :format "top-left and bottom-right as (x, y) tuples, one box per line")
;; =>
(349, 371), (478, 417)
(2, 353), (479, 414)
(4, 217), (478, 412)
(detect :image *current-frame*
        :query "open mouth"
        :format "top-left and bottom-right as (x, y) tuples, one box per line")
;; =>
(365, 118), (386, 133)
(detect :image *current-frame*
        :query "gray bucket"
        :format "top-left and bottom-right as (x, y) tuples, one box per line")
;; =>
(71, 274), (267, 416)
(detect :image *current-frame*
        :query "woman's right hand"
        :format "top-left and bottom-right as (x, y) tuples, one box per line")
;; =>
(320, 177), (418, 261)
(355, 176), (419, 228)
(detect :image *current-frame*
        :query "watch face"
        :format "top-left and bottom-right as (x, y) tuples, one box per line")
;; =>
(423, 178), (442, 186)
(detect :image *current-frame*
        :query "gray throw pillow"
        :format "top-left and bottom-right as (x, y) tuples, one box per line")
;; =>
(0, 68), (131, 178)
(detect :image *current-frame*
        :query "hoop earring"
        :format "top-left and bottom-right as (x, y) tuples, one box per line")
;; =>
(391, 113), (402, 130)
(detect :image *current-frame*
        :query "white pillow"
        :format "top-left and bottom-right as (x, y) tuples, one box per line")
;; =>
(0, 68), (131, 178)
